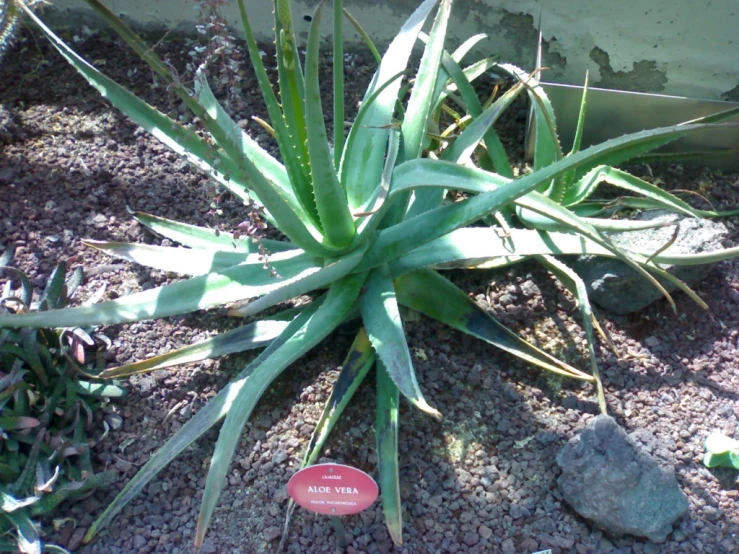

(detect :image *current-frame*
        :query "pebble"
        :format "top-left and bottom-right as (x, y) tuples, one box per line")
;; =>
(263, 526), (281, 542)
(462, 531), (479, 546)
(501, 538), (516, 554)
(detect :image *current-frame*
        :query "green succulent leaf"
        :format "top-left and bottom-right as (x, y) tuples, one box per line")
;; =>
(376, 360), (403, 545)
(394, 269), (594, 380)
(20, 3), (253, 206)
(342, 0), (440, 212)
(236, 0), (316, 224)
(84, 297), (325, 542)
(361, 265), (441, 419)
(0, 252), (320, 329)
(302, 327), (375, 468)
(131, 212), (293, 254)
(194, 272), (365, 549)
(304, 1), (356, 248)
(98, 313), (300, 378)
(83, 241), (253, 276)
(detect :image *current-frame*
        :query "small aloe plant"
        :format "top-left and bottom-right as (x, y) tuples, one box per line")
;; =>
(4, 0), (739, 548)
(0, 246), (121, 554)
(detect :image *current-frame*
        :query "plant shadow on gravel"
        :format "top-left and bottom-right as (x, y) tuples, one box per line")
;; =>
(2, 24), (739, 554)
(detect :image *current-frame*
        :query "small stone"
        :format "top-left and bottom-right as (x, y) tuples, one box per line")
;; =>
(67, 528), (86, 552)
(519, 537), (539, 551)
(478, 525), (493, 540)
(133, 534), (147, 549)
(263, 526), (281, 542)
(645, 336), (660, 348)
(509, 504), (531, 519)
(462, 531), (479, 546)
(272, 449), (289, 464)
(501, 538), (515, 554)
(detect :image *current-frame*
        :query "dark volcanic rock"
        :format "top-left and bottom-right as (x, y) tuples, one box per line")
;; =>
(570, 211), (729, 314)
(556, 415), (688, 542)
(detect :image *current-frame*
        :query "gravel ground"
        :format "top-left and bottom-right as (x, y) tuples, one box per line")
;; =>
(1, 25), (738, 554)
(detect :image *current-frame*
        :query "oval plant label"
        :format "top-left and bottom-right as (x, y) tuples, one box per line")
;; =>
(287, 463), (379, 516)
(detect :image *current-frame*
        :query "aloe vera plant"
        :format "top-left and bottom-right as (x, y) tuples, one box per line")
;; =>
(4, 0), (739, 548)
(418, 59), (739, 407)
(0, 246), (120, 554)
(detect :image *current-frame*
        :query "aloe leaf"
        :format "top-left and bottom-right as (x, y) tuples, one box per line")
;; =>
(193, 72), (335, 255)
(569, 71), (589, 156)
(83, 241), (253, 276)
(384, 0), (452, 225)
(39, 262), (67, 310)
(304, 2), (356, 248)
(435, 49), (512, 176)
(679, 106), (739, 125)
(560, 71), (589, 189)
(0, 253), (321, 329)
(390, 224), (739, 275)
(342, 0), (440, 212)
(402, 0), (451, 161)
(394, 269), (594, 380)
(99, 315), (299, 379)
(274, 0), (311, 192)
(280, 326), (374, 548)
(563, 166), (739, 219)
(75, 382), (127, 397)
(132, 212), (293, 253)
(333, 0), (345, 166)
(360, 122), (714, 270)
(361, 265), (441, 418)
(84, 298), (324, 542)
(442, 81), (524, 166)
(342, 8), (382, 64)
(376, 360), (403, 545)
(511, 193), (688, 303)
(355, 129), (400, 239)
(535, 255), (606, 411)
(236, 0), (317, 226)
(451, 33), (488, 62)
(497, 63), (562, 192)
(194, 273), (365, 549)
(0, 267), (33, 308)
(21, 330), (47, 386)
(20, 4), (252, 206)
(195, 68), (298, 205)
(238, 0), (318, 224)
(228, 245), (367, 318)
(303, 328), (375, 469)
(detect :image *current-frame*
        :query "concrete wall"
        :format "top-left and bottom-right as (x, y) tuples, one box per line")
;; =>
(47, 0), (738, 101)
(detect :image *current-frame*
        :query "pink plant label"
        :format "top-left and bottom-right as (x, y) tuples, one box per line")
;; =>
(287, 463), (379, 516)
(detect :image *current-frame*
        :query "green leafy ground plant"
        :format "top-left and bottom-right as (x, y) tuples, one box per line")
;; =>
(4, 0), (739, 548)
(0, 246), (120, 554)
(703, 432), (739, 470)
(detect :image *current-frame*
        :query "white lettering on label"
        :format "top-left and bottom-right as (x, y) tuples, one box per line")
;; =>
(322, 475), (342, 480)
(307, 486), (360, 494)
